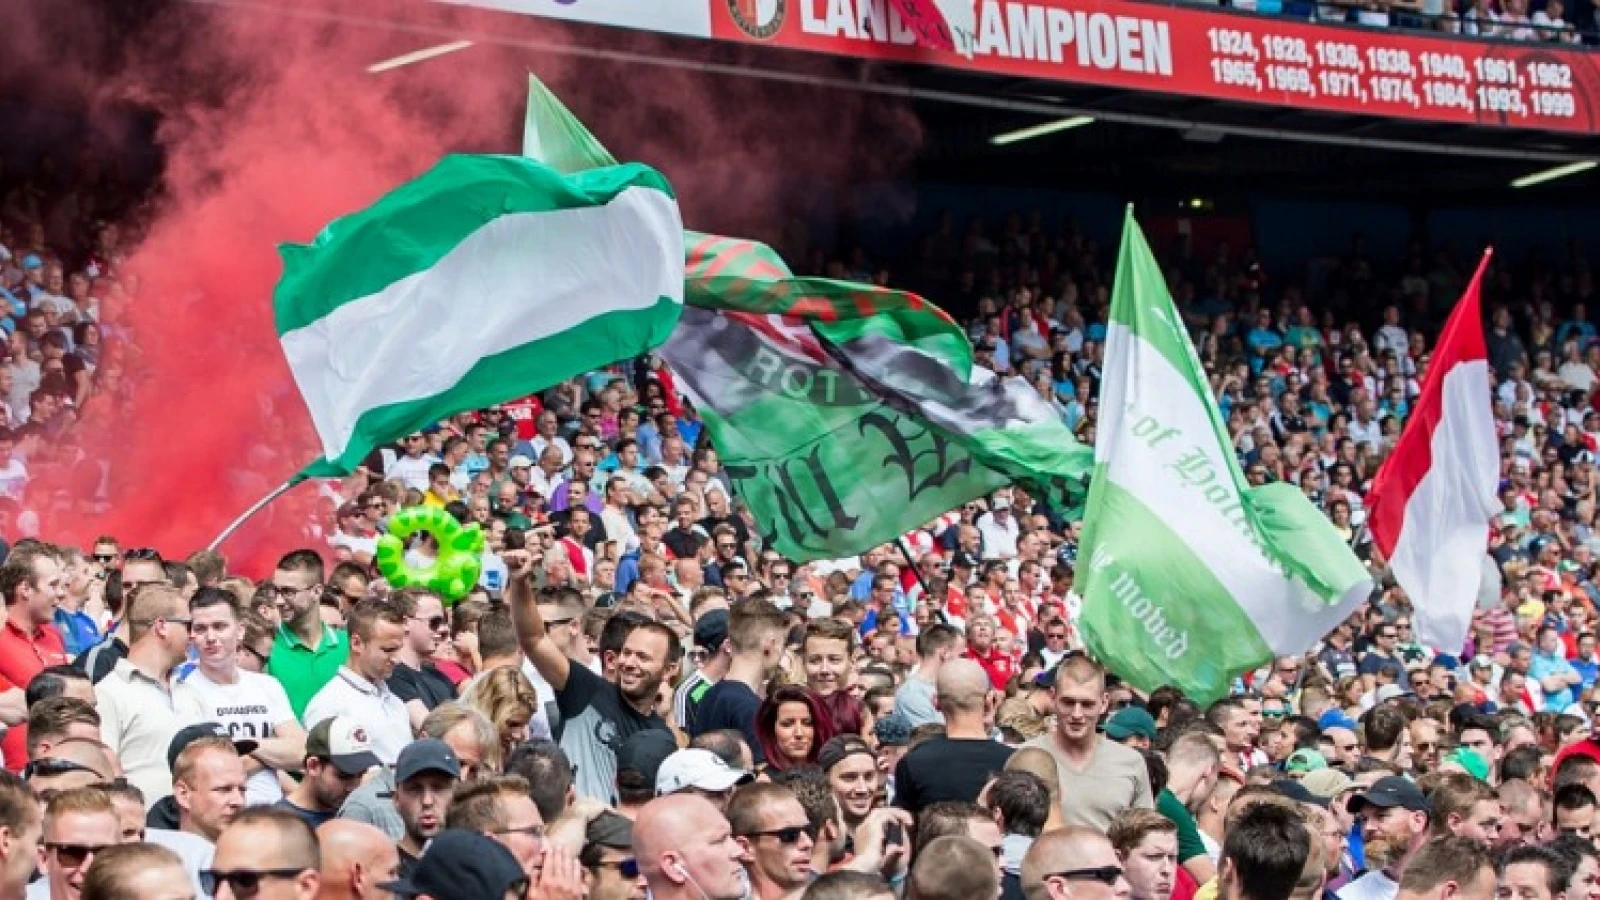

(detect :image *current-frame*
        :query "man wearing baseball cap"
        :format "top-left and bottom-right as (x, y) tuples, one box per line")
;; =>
(656, 748), (753, 811)
(382, 829), (528, 900)
(582, 811), (645, 900)
(1339, 776), (1429, 900)
(144, 723), (258, 832)
(276, 716), (380, 829)
(394, 739), (462, 879)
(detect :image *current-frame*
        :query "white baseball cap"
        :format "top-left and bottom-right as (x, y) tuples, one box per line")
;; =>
(655, 749), (753, 796)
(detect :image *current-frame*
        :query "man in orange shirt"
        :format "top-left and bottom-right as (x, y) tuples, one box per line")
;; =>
(0, 543), (70, 770)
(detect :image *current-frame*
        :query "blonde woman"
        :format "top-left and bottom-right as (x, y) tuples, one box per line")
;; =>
(461, 666), (539, 760)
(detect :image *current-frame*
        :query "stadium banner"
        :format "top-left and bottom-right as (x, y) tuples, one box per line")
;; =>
(708, 0), (1600, 133)
(440, 0), (713, 38)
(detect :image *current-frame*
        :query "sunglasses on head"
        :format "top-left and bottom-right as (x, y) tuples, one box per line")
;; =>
(25, 758), (108, 781)
(200, 869), (309, 898)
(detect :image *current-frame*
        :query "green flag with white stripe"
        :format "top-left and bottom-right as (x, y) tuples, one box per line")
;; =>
(276, 153), (684, 477)
(1078, 209), (1371, 702)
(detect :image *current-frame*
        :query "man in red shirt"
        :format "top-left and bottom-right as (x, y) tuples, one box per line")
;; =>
(966, 614), (1014, 691)
(0, 543), (70, 770)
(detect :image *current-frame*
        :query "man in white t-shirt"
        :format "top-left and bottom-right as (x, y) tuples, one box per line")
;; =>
(0, 429), (27, 501)
(175, 588), (307, 806)
(303, 602), (411, 764)
(385, 432), (439, 493)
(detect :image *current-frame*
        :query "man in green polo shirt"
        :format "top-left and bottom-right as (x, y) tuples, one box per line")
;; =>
(264, 549), (349, 718)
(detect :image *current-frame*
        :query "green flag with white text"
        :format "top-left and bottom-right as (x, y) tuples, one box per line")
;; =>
(1077, 210), (1372, 702)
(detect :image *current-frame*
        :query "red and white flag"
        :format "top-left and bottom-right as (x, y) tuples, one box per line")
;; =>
(886, 0), (976, 57)
(1366, 251), (1499, 653)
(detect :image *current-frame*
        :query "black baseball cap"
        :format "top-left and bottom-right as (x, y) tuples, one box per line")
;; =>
(395, 738), (461, 784)
(167, 723), (257, 772)
(950, 550), (980, 569)
(1347, 776), (1428, 814)
(616, 729), (677, 785)
(694, 609), (730, 654)
(381, 830), (525, 900)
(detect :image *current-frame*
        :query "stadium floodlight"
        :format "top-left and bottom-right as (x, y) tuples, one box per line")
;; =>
(989, 116), (1095, 146)
(1510, 160), (1596, 189)
(367, 40), (475, 74)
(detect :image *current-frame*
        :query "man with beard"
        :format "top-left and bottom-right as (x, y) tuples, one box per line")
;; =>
(276, 717), (380, 829)
(266, 551), (349, 720)
(508, 548), (678, 803)
(393, 739), (462, 880)
(1338, 776), (1430, 900)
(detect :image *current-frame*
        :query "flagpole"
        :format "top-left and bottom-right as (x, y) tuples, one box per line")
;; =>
(895, 537), (932, 599)
(207, 479), (297, 551)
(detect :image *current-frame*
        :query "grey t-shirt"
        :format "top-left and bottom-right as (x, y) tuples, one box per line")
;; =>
(893, 673), (939, 728)
(1021, 732), (1154, 831)
(338, 768), (403, 840)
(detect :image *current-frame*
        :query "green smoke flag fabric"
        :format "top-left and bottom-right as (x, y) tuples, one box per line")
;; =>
(521, 76), (1091, 560)
(277, 153), (684, 477)
(1077, 210), (1371, 702)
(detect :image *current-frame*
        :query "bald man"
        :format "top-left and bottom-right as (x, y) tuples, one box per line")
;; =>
(316, 820), (399, 900)
(1021, 827), (1132, 900)
(635, 794), (748, 900)
(907, 835), (1000, 900)
(894, 659), (1013, 814)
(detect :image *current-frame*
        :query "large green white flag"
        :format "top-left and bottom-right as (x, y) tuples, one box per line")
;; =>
(1078, 210), (1371, 702)
(277, 153), (684, 476)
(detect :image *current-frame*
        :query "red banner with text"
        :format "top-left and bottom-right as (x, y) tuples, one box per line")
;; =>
(711, 0), (1600, 133)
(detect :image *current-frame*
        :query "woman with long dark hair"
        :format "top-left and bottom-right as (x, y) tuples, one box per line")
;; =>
(754, 684), (834, 773)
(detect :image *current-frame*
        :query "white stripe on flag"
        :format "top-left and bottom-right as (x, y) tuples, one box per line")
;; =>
(1384, 359), (1498, 651)
(1101, 321), (1366, 652)
(280, 186), (683, 461)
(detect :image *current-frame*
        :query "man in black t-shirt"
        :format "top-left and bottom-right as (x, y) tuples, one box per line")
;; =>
(389, 588), (457, 717)
(894, 659), (1014, 814)
(507, 548), (679, 803)
(689, 598), (787, 762)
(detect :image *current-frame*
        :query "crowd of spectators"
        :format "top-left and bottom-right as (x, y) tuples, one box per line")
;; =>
(8, 156), (1600, 900)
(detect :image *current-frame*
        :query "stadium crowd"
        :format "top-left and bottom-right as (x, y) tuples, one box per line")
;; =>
(8, 162), (1600, 900)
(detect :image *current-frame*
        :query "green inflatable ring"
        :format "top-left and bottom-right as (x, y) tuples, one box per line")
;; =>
(373, 505), (484, 604)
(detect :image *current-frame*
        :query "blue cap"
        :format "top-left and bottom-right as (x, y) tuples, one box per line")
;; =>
(1318, 709), (1358, 731)
(20, 255), (41, 271)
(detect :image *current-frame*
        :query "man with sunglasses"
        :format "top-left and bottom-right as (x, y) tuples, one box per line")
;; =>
(580, 811), (646, 900)
(729, 783), (815, 900)
(34, 786), (118, 900)
(94, 584), (194, 809)
(387, 589), (457, 725)
(205, 808), (319, 900)
(1020, 826), (1130, 900)
(175, 590), (304, 808)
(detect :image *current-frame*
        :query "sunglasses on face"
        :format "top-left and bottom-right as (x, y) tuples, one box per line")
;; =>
(410, 615), (448, 632)
(743, 823), (820, 845)
(1049, 866), (1124, 886)
(200, 869), (310, 898)
(92, 553), (115, 564)
(595, 858), (641, 879)
(46, 842), (114, 869)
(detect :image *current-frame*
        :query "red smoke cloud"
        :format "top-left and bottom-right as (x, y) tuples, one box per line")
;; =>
(1, 0), (920, 575)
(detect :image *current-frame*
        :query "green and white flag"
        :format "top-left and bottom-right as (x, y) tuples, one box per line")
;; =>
(1078, 210), (1371, 702)
(276, 153), (684, 476)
